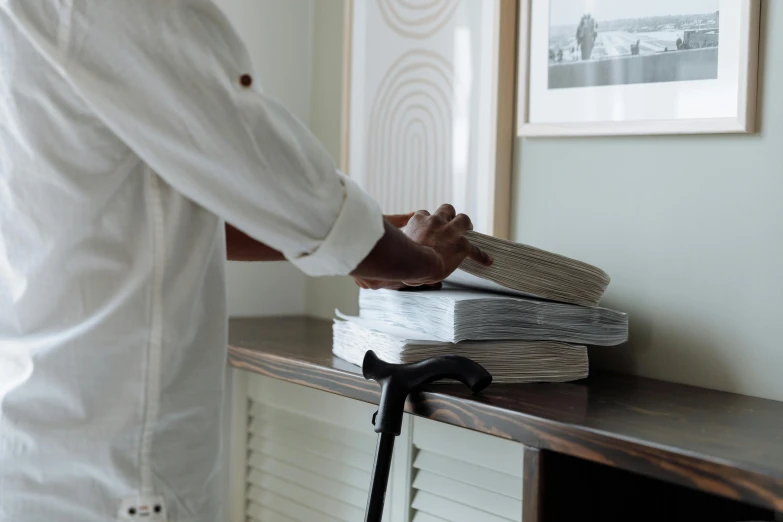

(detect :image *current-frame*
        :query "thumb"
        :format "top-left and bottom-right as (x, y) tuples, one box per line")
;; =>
(384, 212), (415, 228)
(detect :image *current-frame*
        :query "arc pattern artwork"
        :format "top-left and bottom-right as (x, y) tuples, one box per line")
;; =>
(376, 0), (460, 39)
(365, 50), (454, 214)
(348, 0), (515, 236)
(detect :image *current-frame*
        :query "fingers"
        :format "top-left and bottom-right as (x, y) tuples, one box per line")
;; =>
(433, 204), (456, 222)
(385, 212), (414, 228)
(463, 238), (493, 266)
(451, 213), (473, 232)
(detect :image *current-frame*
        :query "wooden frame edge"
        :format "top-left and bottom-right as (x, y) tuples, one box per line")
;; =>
(517, 0), (761, 137)
(339, 0), (354, 173)
(491, 0), (519, 239)
(341, 0), (519, 238)
(522, 447), (543, 522)
(739, 0), (761, 133)
(516, 0), (533, 137)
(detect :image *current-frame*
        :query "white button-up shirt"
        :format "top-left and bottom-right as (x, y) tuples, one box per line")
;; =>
(0, 1), (384, 520)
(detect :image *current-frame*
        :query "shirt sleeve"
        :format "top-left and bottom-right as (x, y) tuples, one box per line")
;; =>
(6, 0), (384, 276)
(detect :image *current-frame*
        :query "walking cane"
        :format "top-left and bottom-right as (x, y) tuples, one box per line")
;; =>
(361, 350), (493, 522)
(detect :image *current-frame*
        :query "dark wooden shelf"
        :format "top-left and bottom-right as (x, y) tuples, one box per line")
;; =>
(229, 316), (783, 513)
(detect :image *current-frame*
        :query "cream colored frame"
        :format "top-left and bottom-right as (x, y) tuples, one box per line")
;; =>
(516, 0), (761, 137)
(340, 0), (519, 239)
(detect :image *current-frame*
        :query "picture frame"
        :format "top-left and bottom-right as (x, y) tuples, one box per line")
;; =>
(341, 0), (518, 238)
(516, 0), (761, 137)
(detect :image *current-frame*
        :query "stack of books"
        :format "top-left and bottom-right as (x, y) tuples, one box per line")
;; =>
(332, 232), (628, 383)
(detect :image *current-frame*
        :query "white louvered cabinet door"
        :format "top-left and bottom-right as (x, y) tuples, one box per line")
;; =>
(409, 418), (525, 522)
(232, 373), (526, 522)
(242, 375), (402, 522)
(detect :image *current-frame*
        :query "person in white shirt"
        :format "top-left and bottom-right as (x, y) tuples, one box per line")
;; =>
(0, 1), (490, 521)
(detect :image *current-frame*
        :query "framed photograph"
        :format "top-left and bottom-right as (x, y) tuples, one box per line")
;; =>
(342, 0), (517, 238)
(517, 0), (761, 137)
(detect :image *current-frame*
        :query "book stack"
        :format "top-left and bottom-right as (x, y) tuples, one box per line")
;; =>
(333, 232), (628, 383)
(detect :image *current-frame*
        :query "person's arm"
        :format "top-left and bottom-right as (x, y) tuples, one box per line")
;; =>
(7, 0), (382, 276)
(228, 206), (491, 288)
(225, 213), (412, 262)
(8, 1), (487, 282)
(224, 219), (440, 278)
(225, 223), (285, 262)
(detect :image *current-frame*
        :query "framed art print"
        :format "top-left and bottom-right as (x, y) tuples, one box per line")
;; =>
(343, 0), (517, 238)
(517, 0), (761, 137)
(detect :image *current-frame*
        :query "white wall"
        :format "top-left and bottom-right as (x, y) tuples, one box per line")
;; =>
(515, 2), (783, 401)
(305, 2), (783, 401)
(216, 0), (314, 317)
(305, 0), (362, 319)
(219, 0), (360, 319)
(218, 0), (314, 121)
(308, 0), (346, 170)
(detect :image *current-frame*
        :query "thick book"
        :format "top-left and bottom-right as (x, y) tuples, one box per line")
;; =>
(359, 287), (628, 346)
(453, 231), (611, 307)
(333, 315), (589, 384)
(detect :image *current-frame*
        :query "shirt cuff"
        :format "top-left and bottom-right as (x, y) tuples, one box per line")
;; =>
(289, 172), (385, 277)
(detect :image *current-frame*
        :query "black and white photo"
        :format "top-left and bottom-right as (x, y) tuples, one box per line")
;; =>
(548, 0), (720, 89)
(518, 0), (760, 136)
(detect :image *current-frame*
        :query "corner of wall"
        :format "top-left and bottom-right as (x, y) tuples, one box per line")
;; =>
(305, 276), (360, 320)
(306, 0), (358, 320)
(218, 0), (316, 318)
(226, 262), (307, 318)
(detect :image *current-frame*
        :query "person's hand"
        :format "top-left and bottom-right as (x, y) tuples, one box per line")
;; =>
(401, 204), (492, 286)
(384, 212), (414, 228)
(353, 204), (492, 290)
(353, 212), (440, 291)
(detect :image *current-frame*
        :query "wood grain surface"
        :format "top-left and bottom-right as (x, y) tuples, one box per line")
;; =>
(228, 316), (783, 512)
(522, 448), (542, 522)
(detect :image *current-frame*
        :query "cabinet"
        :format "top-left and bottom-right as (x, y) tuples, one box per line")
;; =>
(233, 374), (526, 522)
(227, 317), (783, 522)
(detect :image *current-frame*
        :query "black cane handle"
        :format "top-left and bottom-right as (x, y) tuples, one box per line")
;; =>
(362, 350), (492, 436)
